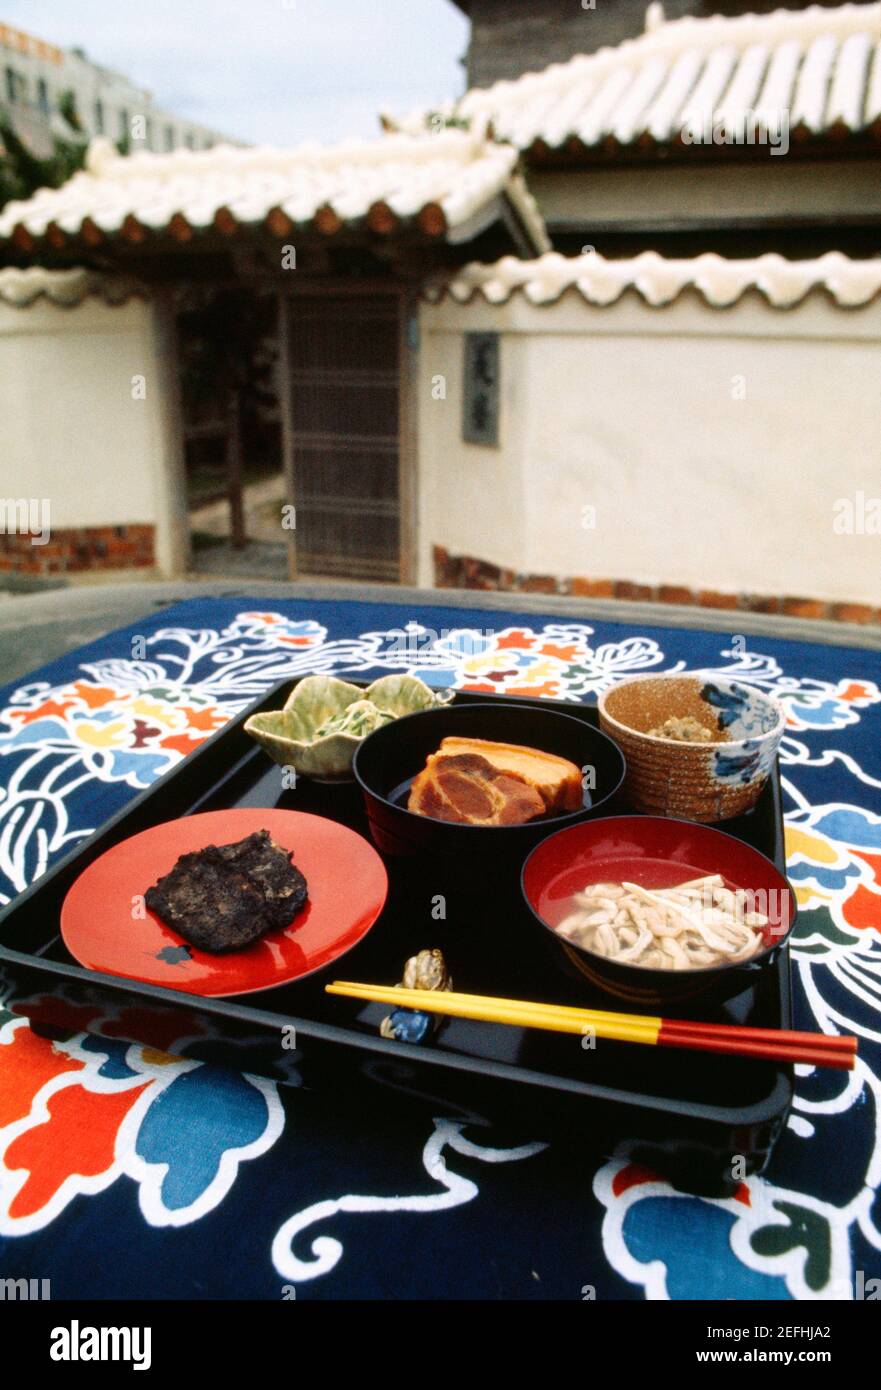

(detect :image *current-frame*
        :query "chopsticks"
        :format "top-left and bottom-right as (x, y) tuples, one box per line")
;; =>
(325, 981), (858, 1070)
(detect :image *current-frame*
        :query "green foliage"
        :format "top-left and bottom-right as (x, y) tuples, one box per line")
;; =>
(57, 88), (82, 131)
(0, 100), (87, 212)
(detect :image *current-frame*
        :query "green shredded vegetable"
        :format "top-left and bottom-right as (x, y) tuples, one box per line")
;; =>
(312, 699), (396, 740)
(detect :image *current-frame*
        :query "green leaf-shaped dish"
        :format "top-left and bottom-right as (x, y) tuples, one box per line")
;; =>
(244, 674), (453, 781)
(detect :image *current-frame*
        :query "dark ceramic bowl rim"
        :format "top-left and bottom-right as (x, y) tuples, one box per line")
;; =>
(520, 813), (797, 978)
(352, 699), (627, 833)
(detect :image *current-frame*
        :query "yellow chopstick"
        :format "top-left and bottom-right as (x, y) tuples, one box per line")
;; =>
(325, 981), (857, 1069)
(329, 980), (661, 1027)
(327, 981), (660, 1043)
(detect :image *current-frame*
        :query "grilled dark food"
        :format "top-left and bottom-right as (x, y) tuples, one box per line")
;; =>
(216, 830), (309, 928)
(145, 831), (308, 953)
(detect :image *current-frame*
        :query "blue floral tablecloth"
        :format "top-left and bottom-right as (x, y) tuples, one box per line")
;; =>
(0, 597), (878, 1300)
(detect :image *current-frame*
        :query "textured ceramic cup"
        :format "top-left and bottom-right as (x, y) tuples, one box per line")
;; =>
(597, 674), (786, 823)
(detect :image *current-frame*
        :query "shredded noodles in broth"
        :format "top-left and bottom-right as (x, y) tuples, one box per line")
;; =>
(554, 874), (768, 970)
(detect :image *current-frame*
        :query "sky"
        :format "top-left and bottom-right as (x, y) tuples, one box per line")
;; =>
(1, 0), (470, 144)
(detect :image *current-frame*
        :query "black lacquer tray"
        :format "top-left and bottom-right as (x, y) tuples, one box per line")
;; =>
(0, 679), (793, 1195)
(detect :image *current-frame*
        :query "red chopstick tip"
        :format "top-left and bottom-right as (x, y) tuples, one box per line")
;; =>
(657, 1019), (857, 1070)
(659, 1018), (857, 1055)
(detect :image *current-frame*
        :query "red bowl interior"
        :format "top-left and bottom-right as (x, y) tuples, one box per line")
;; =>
(522, 815), (795, 959)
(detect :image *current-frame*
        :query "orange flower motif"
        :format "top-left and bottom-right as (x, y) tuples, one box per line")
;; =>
(72, 683), (121, 709)
(841, 881), (881, 933)
(538, 643), (579, 662)
(159, 731), (207, 756)
(507, 682), (560, 699)
(0, 1029), (84, 1129)
(179, 706), (227, 732)
(6, 1083), (149, 1219)
(495, 630), (535, 651)
(17, 699), (75, 724)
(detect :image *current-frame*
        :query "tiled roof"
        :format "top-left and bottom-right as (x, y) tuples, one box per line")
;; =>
(0, 129), (549, 253)
(427, 250), (881, 308)
(393, 2), (881, 154)
(0, 265), (141, 307)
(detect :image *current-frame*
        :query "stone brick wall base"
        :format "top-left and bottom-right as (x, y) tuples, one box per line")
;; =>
(0, 524), (155, 576)
(432, 545), (880, 627)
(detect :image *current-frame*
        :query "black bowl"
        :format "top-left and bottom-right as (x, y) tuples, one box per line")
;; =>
(522, 815), (797, 1006)
(352, 700), (626, 865)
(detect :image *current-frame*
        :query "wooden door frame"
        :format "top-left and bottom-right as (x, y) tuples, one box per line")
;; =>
(277, 279), (418, 585)
(153, 289), (191, 577)
(397, 284), (419, 587)
(276, 291), (298, 579)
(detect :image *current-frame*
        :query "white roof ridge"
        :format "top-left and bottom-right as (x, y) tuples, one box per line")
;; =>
(391, 2), (881, 153)
(458, 2), (881, 112)
(431, 249), (881, 309)
(0, 265), (141, 308)
(83, 126), (501, 181)
(0, 126), (549, 254)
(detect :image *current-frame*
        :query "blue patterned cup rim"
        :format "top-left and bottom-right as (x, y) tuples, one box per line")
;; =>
(598, 672), (786, 750)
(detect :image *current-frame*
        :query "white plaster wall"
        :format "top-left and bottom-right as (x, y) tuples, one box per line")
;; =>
(416, 316), (531, 584)
(0, 293), (188, 575)
(418, 293), (881, 604)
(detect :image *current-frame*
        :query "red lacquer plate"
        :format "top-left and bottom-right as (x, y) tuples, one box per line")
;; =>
(61, 809), (388, 998)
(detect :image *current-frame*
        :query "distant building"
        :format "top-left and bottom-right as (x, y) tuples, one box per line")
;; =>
(0, 20), (229, 158)
(403, 1), (881, 258)
(451, 0), (863, 88)
(1, 3), (880, 622)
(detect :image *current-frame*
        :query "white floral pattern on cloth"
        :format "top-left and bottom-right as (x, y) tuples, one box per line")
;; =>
(592, 1153), (872, 1301)
(0, 608), (879, 1299)
(271, 1119), (547, 1284)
